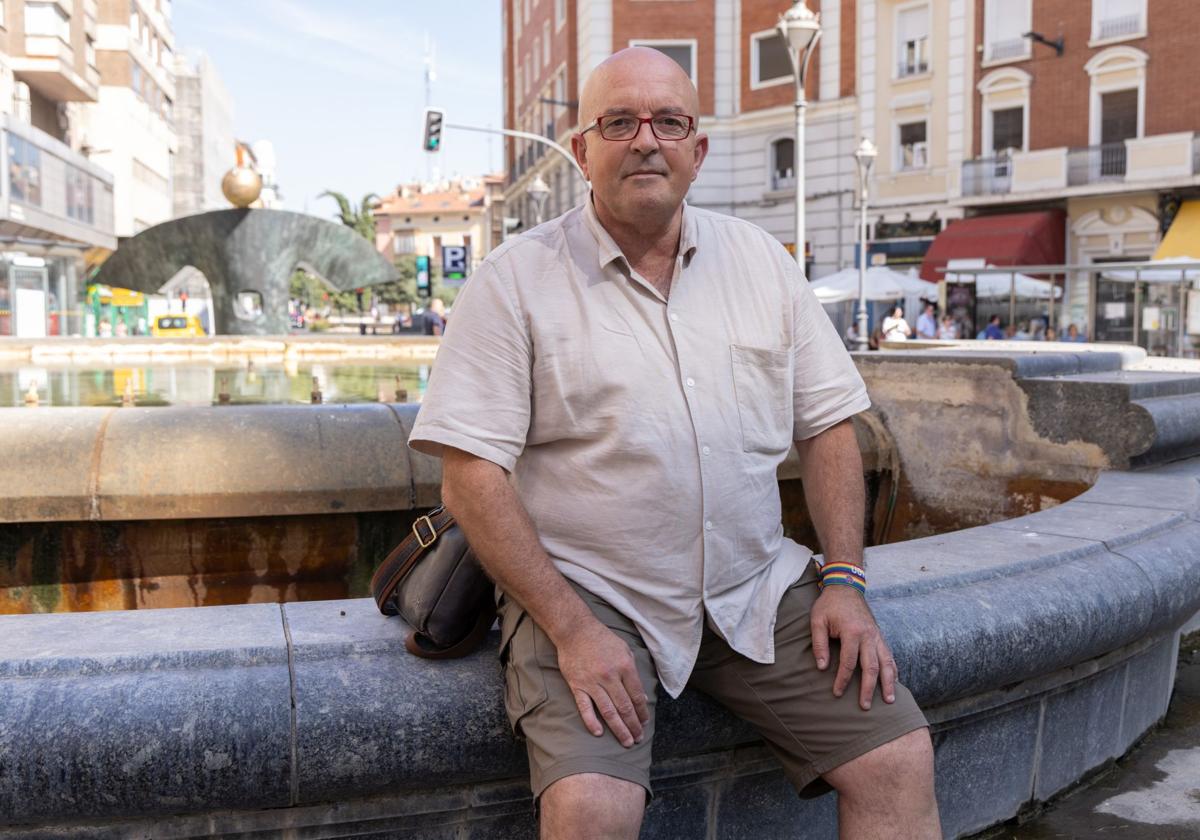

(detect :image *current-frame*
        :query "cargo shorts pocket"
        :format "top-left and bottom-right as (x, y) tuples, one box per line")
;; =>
(730, 344), (793, 454)
(499, 607), (550, 738)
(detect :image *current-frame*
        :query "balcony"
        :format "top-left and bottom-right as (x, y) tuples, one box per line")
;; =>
(0, 115), (116, 250)
(1095, 14), (1142, 41)
(986, 38), (1028, 62)
(1067, 143), (1127, 185)
(960, 133), (1200, 201)
(11, 36), (99, 102)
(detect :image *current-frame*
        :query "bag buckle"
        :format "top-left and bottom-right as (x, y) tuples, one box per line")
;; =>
(412, 515), (437, 548)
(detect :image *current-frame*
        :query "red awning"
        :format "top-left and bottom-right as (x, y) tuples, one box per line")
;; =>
(920, 210), (1066, 282)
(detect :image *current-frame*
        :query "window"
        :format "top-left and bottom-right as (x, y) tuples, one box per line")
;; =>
(515, 65), (523, 101)
(1086, 46), (1147, 147)
(8, 135), (42, 206)
(770, 138), (795, 190)
(1100, 89), (1138, 144)
(523, 0), (530, 23)
(132, 63), (143, 99)
(513, 1), (521, 40)
(898, 121), (927, 170)
(1092, 0), (1145, 41)
(990, 107), (1023, 153)
(629, 41), (696, 84)
(751, 31), (792, 88)
(524, 54), (531, 93)
(896, 5), (930, 77)
(24, 2), (68, 40)
(542, 21), (550, 67)
(555, 0), (565, 29)
(86, 36), (96, 67)
(392, 231), (416, 255)
(532, 36), (540, 75)
(984, 0), (1030, 62)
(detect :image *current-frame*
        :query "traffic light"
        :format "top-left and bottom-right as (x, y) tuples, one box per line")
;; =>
(422, 108), (444, 153)
(415, 255), (431, 299)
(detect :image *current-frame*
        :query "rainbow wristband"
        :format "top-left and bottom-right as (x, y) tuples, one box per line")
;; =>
(817, 561), (867, 595)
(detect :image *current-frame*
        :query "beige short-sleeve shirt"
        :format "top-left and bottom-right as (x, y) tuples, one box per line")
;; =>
(409, 198), (869, 697)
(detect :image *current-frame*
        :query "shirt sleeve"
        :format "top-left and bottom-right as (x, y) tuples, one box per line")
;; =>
(782, 249), (871, 441)
(408, 258), (532, 471)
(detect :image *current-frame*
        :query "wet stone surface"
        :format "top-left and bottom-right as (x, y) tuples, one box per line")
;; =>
(975, 633), (1200, 840)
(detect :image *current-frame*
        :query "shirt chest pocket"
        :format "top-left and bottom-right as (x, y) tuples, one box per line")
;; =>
(730, 344), (793, 454)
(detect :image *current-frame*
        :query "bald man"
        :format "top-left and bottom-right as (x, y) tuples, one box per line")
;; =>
(410, 48), (940, 839)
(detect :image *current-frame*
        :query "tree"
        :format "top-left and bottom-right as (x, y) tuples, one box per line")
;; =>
(319, 190), (380, 241)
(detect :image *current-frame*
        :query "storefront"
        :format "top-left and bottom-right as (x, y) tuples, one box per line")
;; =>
(0, 249), (86, 337)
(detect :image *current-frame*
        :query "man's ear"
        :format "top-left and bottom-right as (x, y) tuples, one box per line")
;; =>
(571, 134), (591, 181)
(690, 132), (709, 182)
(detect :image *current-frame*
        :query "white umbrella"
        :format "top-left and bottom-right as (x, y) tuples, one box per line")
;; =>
(811, 266), (938, 304)
(944, 268), (1062, 299)
(1098, 256), (1200, 282)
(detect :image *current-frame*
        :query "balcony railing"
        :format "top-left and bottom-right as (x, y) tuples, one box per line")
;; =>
(897, 59), (929, 77)
(1096, 14), (1142, 40)
(961, 155), (1012, 196)
(1067, 142), (1127, 186)
(987, 38), (1027, 61)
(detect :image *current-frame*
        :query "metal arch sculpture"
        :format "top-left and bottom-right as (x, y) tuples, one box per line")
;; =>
(93, 208), (398, 335)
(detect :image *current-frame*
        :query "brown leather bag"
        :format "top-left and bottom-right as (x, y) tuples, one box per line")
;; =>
(369, 507), (496, 659)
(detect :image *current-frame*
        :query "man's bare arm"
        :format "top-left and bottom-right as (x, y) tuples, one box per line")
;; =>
(440, 446), (649, 747)
(794, 418), (898, 710)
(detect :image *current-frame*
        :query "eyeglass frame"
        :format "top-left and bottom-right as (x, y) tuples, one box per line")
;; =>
(580, 113), (697, 142)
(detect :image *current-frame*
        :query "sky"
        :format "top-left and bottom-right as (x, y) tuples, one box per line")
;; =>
(173, 0), (505, 219)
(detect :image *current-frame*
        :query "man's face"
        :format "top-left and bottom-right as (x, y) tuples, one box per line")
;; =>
(572, 53), (708, 225)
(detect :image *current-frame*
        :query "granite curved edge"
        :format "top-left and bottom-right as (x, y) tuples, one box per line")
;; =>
(1, 460), (1198, 838)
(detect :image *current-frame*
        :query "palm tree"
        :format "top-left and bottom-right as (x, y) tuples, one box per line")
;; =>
(319, 190), (380, 241)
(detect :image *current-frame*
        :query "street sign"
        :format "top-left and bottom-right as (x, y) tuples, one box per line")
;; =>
(422, 108), (444, 153)
(442, 244), (469, 285)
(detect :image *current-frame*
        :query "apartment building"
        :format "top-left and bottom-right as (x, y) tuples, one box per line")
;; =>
(374, 176), (506, 281)
(0, 0), (117, 337)
(502, 0), (864, 279)
(172, 51), (233, 216)
(80, 0), (177, 237)
(920, 0), (1200, 349)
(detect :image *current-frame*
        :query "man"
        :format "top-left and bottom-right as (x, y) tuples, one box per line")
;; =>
(422, 298), (446, 336)
(983, 314), (1005, 340)
(410, 48), (939, 839)
(916, 303), (937, 340)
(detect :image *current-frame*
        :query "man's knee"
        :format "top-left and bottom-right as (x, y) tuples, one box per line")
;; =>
(825, 727), (935, 798)
(540, 773), (645, 840)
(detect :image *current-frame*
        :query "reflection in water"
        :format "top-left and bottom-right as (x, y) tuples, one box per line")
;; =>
(0, 362), (430, 407)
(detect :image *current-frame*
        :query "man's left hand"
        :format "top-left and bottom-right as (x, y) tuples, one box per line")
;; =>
(810, 586), (897, 711)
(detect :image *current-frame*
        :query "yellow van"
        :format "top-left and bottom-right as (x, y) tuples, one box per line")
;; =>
(151, 314), (206, 337)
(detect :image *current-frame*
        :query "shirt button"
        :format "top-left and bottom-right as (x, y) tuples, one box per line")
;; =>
(669, 312), (679, 322)
(704, 520), (714, 531)
(702, 446), (711, 456)
(686, 377), (696, 387)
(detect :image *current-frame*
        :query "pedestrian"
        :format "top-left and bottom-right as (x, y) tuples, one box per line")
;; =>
(983, 314), (1005, 340)
(936, 313), (958, 340)
(370, 303), (379, 335)
(409, 46), (937, 839)
(1014, 321), (1031, 340)
(881, 305), (912, 341)
(422, 298), (446, 336)
(916, 302), (937, 339)
(1065, 323), (1086, 343)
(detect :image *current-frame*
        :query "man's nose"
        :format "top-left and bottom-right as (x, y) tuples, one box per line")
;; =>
(629, 119), (661, 154)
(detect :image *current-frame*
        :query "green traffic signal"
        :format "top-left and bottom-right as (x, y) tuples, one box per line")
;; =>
(423, 108), (444, 153)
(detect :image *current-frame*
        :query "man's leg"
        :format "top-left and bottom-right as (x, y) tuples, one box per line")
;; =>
(497, 586), (658, 839)
(688, 563), (939, 839)
(540, 773), (645, 840)
(823, 727), (939, 839)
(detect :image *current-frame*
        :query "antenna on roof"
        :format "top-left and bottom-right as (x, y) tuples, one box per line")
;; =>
(424, 34), (437, 182)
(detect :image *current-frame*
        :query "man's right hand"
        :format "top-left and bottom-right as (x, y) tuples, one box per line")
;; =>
(556, 621), (650, 748)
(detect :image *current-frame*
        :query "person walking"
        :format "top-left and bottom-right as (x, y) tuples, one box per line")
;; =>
(422, 298), (446, 337)
(410, 47), (938, 840)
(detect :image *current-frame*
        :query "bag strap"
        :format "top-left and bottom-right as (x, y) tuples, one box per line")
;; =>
(405, 601), (497, 659)
(369, 506), (459, 614)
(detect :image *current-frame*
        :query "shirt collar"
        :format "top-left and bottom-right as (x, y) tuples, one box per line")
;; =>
(583, 193), (700, 272)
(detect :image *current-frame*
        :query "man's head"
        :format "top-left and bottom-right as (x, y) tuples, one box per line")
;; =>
(572, 47), (708, 229)
(430, 298), (445, 316)
(924, 303), (935, 315)
(989, 314), (1001, 326)
(1067, 323), (1079, 337)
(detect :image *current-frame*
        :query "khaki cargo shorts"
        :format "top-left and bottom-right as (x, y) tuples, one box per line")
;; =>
(497, 561), (929, 800)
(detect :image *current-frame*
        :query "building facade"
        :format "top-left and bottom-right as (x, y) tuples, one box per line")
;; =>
(81, 0), (176, 237)
(0, 0), (117, 337)
(950, 0), (1200, 349)
(373, 176), (506, 291)
(172, 51), (233, 216)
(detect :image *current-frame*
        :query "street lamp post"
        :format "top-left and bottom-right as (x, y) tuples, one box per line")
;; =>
(853, 137), (877, 351)
(777, 1), (822, 271)
(527, 175), (551, 226)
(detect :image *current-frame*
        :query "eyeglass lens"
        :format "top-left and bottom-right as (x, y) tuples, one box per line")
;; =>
(599, 115), (691, 140)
